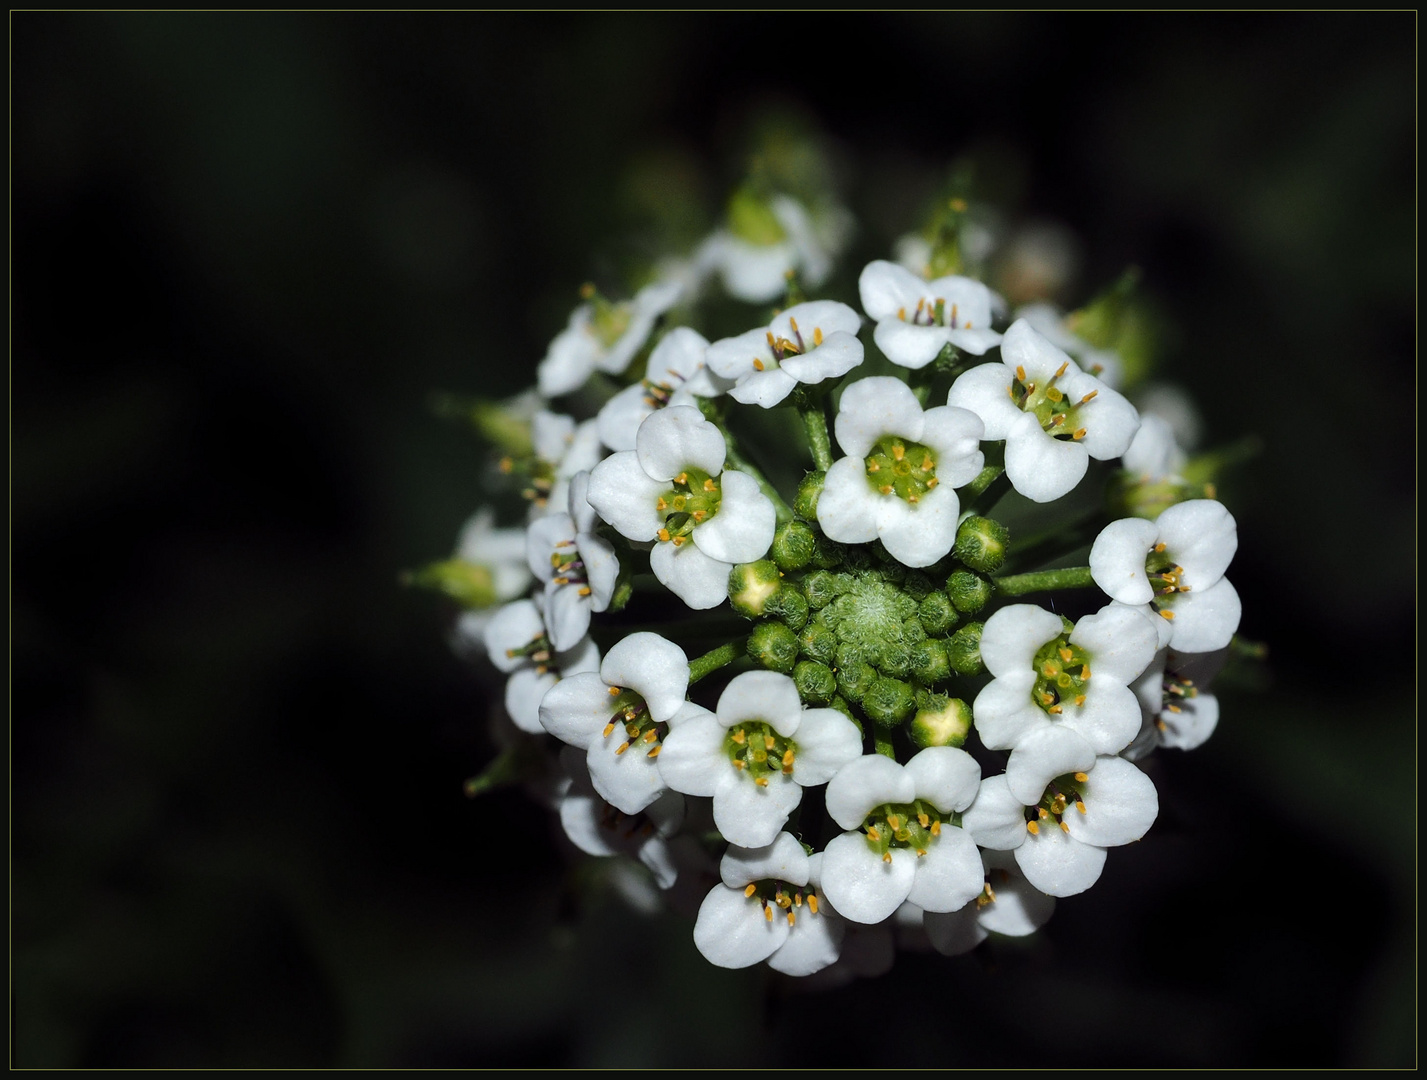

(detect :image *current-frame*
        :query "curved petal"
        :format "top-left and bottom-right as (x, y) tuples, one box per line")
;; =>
(780, 332), (864, 384)
(650, 539), (732, 610)
(693, 884), (789, 969)
(834, 376), (925, 457)
(1089, 517), (1159, 606)
(873, 320), (952, 370)
(789, 709), (864, 786)
(558, 792), (616, 857)
(773, 300), (862, 341)
(858, 260), (926, 320)
(730, 366), (800, 408)
(876, 484), (959, 567)
(971, 672), (1045, 751)
(766, 908), (844, 976)
(1063, 680), (1145, 756)
(542, 580), (591, 653)
(716, 670), (803, 736)
(1167, 578), (1241, 653)
(946, 327), (1003, 356)
(1122, 414), (1183, 480)
(960, 774), (1029, 851)
(578, 532), (619, 611)
(587, 452), (666, 542)
(636, 405), (725, 480)
(694, 470), (776, 564)
(1159, 689), (1219, 750)
(720, 832), (810, 889)
(538, 316), (598, 397)
(923, 906), (987, 956)
(705, 327), (773, 380)
(980, 604), (1065, 679)
(483, 599), (546, 674)
(1070, 374), (1139, 460)
(505, 666), (557, 734)
(1013, 824), (1107, 898)
(713, 770), (803, 849)
(587, 722), (667, 815)
(554, 634), (601, 677)
(600, 632), (689, 723)
(1157, 499), (1238, 589)
(525, 513), (576, 583)
(657, 711), (730, 797)
(816, 456), (881, 544)
(905, 746), (982, 813)
(539, 671), (619, 750)
(596, 383), (654, 452)
(825, 754), (914, 830)
(820, 833), (916, 925)
(977, 851), (1056, 936)
(946, 363), (1020, 440)
(1005, 413), (1089, 503)
(1072, 602), (1161, 683)
(1063, 756), (1159, 848)
(645, 325), (712, 385)
(1000, 318), (1077, 382)
(1005, 725), (1097, 806)
(906, 825), (984, 913)
(918, 405), (986, 488)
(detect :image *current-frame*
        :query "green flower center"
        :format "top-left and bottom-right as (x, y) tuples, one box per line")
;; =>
(1145, 542), (1190, 619)
(1024, 770), (1090, 836)
(859, 800), (953, 860)
(1009, 362), (1098, 442)
(1031, 635), (1093, 715)
(724, 720), (797, 787)
(864, 436), (939, 504)
(603, 687), (666, 758)
(656, 467), (722, 545)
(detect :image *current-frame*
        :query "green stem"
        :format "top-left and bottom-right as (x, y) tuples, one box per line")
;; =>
(873, 728), (897, 759)
(994, 565), (1095, 596)
(688, 638), (748, 685)
(967, 468), (1013, 514)
(799, 399), (834, 471)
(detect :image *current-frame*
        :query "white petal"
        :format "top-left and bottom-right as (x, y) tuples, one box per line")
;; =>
(825, 754), (914, 830)
(558, 792), (616, 857)
(1072, 603), (1161, 684)
(645, 325), (712, 385)
(587, 452), (666, 542)
(567, 472), (598, 534)
(1122, 414), (1183, 480)
(600, 632), (689, 723)
(1000, 318), (1078, 382)
(946, 363), (1020, 440)
(772, 300), (862, 341)
(905, 746), (982, 813)
(1063, 756), (1159, 848)
(788, 709), (864, 786)
(596, 383), (654, 452)
(834, 376), (925, 457)
(1166, 578), (1241, 653)
(979, 604), (1065, 679)
(946, 327), (1003, 356)
(537, 316), (598, 397)
(1089, 517), (1160, 606)
(1005, 413), (1089, 503)
(1005, 725), (1097, 805)
(873, 320), (952, 370)
(821, 833), (916, 925)
(876, 484), (959, 567)
(1013, 824), (1107, 898)
(657, 711), (729, 797)
(542, 580), (591, 653)
(636, 405), (725, 480)
(922, 907), (987, 956)
(1062, 680), (1145, 756)
(927, 274), (998, 332)
(555, 635), (601, 677)
(918, 405), (986, 488)
(713, 770), (803, 849)
(716, 670), (803, 736)
(720, 832), (810, 889)
(705, 327), (773, 380)
(1159, 689), (1219, 750)
(578, 532), (619, 611)
(587, 723), (667, 815)
(483, 599), (545, 674)
(858, 260), (927, 320)
(693, 884), (789, 968)
(971, 671), (1045, 751)
(906, 825), (984, 913)
(1067, 372), (1139, 460)
(1157, 499), (1238, 589)
(766, 908), (844, 976)
(780, 331), (864, 384)
(816, 456), (880, 544)
(505, 666), (556, 734)
(531, 409), (577, 463)
(694, 471), (775, 565)
(717, 238), (796, 303)
(729, 367), (799, 408)
(960, 774), (1029, 851)
(650, 539), (732, 610)
(976, 851), (1056, 936)
(539, 671), (617, 750)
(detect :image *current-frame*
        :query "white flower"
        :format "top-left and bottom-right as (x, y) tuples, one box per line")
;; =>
(947, 319), (1139, 503)
(524, 473), (620, 652)
(858, 260), (1002, 369)
(816, 376), (984, 568)
(703, 194), (847, 303)
(973, 603), (1159, 805)
(819, 747), (984, 925)
(657, 670), (862, 848)
(482, 599), (600, 734)
(1127, 646), (1227, 756)
(705, 301), (864, 409)
(960, 755), (1158, 898)
(1121, 413), (1187, 484)
(537, 279), (685, 398)
(538, 632), (691, 815)
(1089, 499), (1241, 653)
(556, 747), (686, 891)
(692, 834), (843, 976)
(586, 406), (775, 609)
(596, 327), (732, 452)
(921, 849), (1056, 957)
(445, 508), (534, 655)
(1014, 302), (1124, 388)
(526, 410), (605, 518)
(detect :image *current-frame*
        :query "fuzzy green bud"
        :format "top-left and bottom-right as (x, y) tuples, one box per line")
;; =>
(800, 622), (837, 665)
(767, 587), (809, 631)
(748, 621), (799, 674)
(835, 658), (877, 704)
(794, 471), (825, 521)
(955, 515), (1011, 574)
(793, 660), (837, 705)
(772, 520), (817, 572)
(910, 638), (951, 685)
(729, 560), (783, 618)
(918, 591), (960, 636)
(863, 677), (915, 728)
(877, 641), (912, 679)
(811, 536), (844, 569)
(405, 559), (497, 609)
(909, 694), (973, 749)
(947, 569), (993, 614)
(802, 570), (842, 609)
(842, 545), (873, 572)
(902, 570), (934, 602)
(947, 621), (985, 676)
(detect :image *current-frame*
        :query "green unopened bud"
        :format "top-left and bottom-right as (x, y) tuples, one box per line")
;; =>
(748, 621), (799, 674)
(918, 591), (960, 636)
(405, 559), (497, 609)
(800, 622), (837, 665)
(902, 570), (934, 602)
(794, 471), (825, 521)
(877, 641), (912, 679)
(835, 659), (877, 704)
(729, 560), (783, 618)
(842, 546), (873, 572)
(793, 660), (837, 705)
(811, 535), (844, 569)
(1065, 268), (1156, 387)
(863, 677), (915, 728)
(910, 638), (951, 685)
(767, 587), (809, 631)
(803, 570), (842, 609)
(947, 621), (985, 676)
(727, 184), (788, 246)
(909, 694), (973, 749)
(432, 395), (535, 457)
(947, 569), (993, 614)
(955, 515), (1011, 574)
(772, 520), (817, 572)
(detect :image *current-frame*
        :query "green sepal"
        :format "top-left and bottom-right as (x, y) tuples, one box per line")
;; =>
(405, 559), (498, 610)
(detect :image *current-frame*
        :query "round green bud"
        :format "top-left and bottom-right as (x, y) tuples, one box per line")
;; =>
(802, 569), (842, 609)
(903, 570), (934, 602)
(811, 535), (844, 570)
(835, 659), (877, 704)
(794, 471), (825, 521)
(877, 641), (912, 679)
(947, 621), (985, 676)
(955, 515), (1011, 574)
(947, 569), (993, 614)
(877, 560), (907, 587)
(918, 591), (960, 636)
(772, 520), (817, 572)
(729, 560), (784, 618)
(910, 638), (951, 685)
(862, 677), (916, 728)
(834, 640), (870, 672)
(800, 621), (837, 665)
(909, 694), (973, 749)
(793, 660), (837, 705)
(842, 545), (873, 572)
(767, 586), (809, 631)
(748, 621), (799, 674)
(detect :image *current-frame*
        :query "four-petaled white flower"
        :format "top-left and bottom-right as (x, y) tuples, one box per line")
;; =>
(858, 259), (1003, 369)
(692, 833), (844, 976)
(817, 376), (984, 568)
(524, 472), (620, 652)
(586, 405), (776, 609)
(658, 670), (862, 848)
(526, 410), (605, 519)
(482, 598), (600, 735)
(819, 747), (985, 925)
(701, 194), (847, 304)
(596, 327), (732, 452)
(921, 849), (1057, 957)
(1089, 499), (1241, 653)
(556, 747), (686, 891)
(947, 319), (1139, 503)
(538, 631), (691, 815)
(705, 301), (864, 409)
(960, 755), (1159, 898)
(537, 279), (685, 398)
(973, 603), (1159, 805)
(1127, 646), (1228, 757)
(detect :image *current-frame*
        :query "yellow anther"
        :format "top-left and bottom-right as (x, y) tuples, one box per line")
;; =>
(703, 478), (716, 493)
(808, 895), (819, 915)
(782, 765), (794, 775)
(1055, 362), (1069, 378)
(733, 759), (745, 770)
(950, 302), (958, 324)
(1074, 694), (1086, 707)
(915, 298), (925, 315)
(671, 535), (686, 546)
(880, 484), (894, 495)
(1160, 610), (1176, 620)
(891, 443), (905, 461)
(1073, 427), (1087, 440)
(764, 734), (776, 751)
(813, 327), (823, 346)
(647, 745), (661, 758)
(1015, 365), (1028, 383)
(608, 686), (621, 697)
(1042, 662), (1058, 678)
(764, 904), (774, 922)
(624, 708), (637, 721)
(887, 814), (901, 831)
(1076, 800), (1086, 814)
(1167, 703), (1182, 713)
(1038, 808), (1050, 819)
(732, 729), (745, 744)
(602, 721), (616, 737)
(691, 510), (706, 522)
(867, 460), (880, 473)
(898, 306), (907, 321)
(744, 883), (758, 898)
(1205, 483), (1217, 498)
(781, 749), (794, 767)
(765, 330), (777, 348)
(615, 742), (630, 756)
(915, 847), (928, 857)
(1027, 820), (1040, 835)
(1079, 390), (1099, 405)
(1154, 542), (1166, 552)
(1060, 820), (1071, 833)
(657, 528), (671, 542)
(675, 472), (687, 485)
(787, 910), (796, 926)
(752, 358), (765, 371)
(926, 477), (939, 488)
(534, 665), (549, 675)
(1080, 665), (1091, 679)
(883, 852), (892, 863)
(930, 820), (942, 836)
(579, 282), (596, 299)
(922, 454), (934, 470)
(788, 316), (800, 333)
(655, 496), (667, 510)
(1058, 647), (1073, 662)
(917, 812), (929, 828)
(1074, 772), (1089, 783)
(950, 197), (968, 212)
(866, 827), (881, 842)
(907, 493), (919, 504)
(1156, 719), (1168, 731)
(498, 456), (514, 474)
(755, 776), (768, 787)
(1048, 705), (1063, 715)
(642, 728), (658, 743)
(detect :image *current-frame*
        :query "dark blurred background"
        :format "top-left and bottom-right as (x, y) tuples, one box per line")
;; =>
(13, 13), (1414, 1067)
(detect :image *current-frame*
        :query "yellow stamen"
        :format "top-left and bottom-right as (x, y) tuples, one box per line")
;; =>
(787, 910), (796, 926)
(1073, 772), (1089, 783)
(744, 883), (757, 898)
(1073, 427), (1087, 440)
(930, 820), (941, 836)
(703, 478), (716, 492)
(1055, 361), (1069, 378)
(887, 814), (901, 830)
(642, 728), (658, 743)
(675, 472), (687, 485)
(891, 444), (905, 461)
(764, 734), (776, 751)
(608, 686), (620, 696)
(1027, 820), (1040, 835)
(1079, 390), (1099, 405)
(813, 327), (823, 346)
(808, 895), (819, 914)
(1074, 694), (1086, 707)
(883, 852), (892, 863)
(1080, 665), (1091, 679)
(898, 306), (907, 321)
(657, 528), (671, 542)
(1160, 610), (1175, 621)
(755, 777), (768, 787)
(1075, 800), (1086, 814)
(691, 510), (706, 522)
(764, 904), (774, 922)
(578, 586), (592, 596)
(647, 745), (661, 758)
(602, 721), (616, 737)
(752, 358), (765, 371)
(781, 749), (794, 767)
(1059, 646), (1073, 662)
(732, 729), (745, 744)
(866, 827), (881, 842)
(615, 742), (629, 756)
(1060, 820), (1071, 833)
(917, 813), (929, 828)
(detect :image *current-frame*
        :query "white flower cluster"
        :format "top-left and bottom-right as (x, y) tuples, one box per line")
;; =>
(423, 174), (1247, 982)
